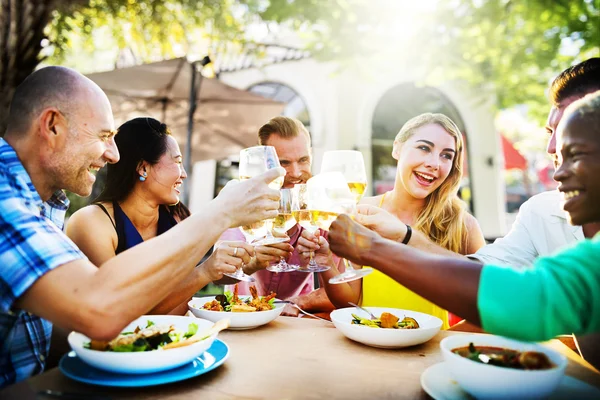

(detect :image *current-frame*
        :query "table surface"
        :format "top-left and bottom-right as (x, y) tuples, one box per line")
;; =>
(2, 317), (600, 400)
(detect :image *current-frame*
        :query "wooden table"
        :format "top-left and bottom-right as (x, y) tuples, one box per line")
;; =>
(2, 318), (600, 399)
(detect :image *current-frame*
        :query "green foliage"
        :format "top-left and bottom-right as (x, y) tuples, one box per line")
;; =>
(46, 0), (599, 124)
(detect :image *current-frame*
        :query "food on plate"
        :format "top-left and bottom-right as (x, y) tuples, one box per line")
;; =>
(201, 284), (276, 312)
(86, 320), (204, 352)
(452, 342), (555, 370)
(351, 312), (420, 329)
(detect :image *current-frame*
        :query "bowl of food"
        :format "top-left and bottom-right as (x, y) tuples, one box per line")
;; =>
(440, 334), (567, 399)
(188, 286), (285, 330)
(330, 307), (442, 348)
(68, 315), (219, 374)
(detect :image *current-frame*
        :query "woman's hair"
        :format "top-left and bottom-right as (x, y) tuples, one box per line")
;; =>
(95, 117), (190, 221)
(394, 113), (467, 253)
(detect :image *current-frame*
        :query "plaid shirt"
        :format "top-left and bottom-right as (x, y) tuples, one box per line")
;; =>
(0, 139), (84, 388)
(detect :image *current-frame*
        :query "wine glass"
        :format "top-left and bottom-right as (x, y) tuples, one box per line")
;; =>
(320, 152), (373, 284)
(320, 150), (368, 203)
(238, 146), (288, 246)
(291, 184), (330, 273)
(267, 188), (299, 273)
(223, 146), (283, 283)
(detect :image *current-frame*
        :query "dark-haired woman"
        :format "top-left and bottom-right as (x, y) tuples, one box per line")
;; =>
(67, 118), (252, 315)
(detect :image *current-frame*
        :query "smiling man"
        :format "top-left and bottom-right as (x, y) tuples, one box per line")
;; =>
(328, 90), (600, 355)
(221, 116), (338, 317)
(0, 66), (283, 387)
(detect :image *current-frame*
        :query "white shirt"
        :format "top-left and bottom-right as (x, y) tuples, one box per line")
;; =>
(471, 191), (583, 268)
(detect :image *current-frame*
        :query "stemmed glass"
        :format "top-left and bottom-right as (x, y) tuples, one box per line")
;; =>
(320, 151), (373, 284)
(238, 146), (288, 246)
(222, 145), (284, 283)
(291, 184), (330, 273)
(267, 188), (299, 273)
(320, 150), (368, 203)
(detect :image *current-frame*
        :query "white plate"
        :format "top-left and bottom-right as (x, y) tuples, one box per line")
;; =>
(421, 362), (600, 400)
(68, 315), (217, 374)
(330, 307), (442, 348)
(188, 296), (285, 330)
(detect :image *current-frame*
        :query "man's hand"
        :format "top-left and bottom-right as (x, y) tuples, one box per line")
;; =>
(329, 214), (379, 266)
(215, 167), (285, 228)
(354, 204), (407, 242)
(201, 241), (254, 281)
(281, 296), (301, 317)
(296, 229), (334, 267)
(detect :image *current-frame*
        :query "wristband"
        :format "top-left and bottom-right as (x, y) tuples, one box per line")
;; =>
(402, 225), (412, 245)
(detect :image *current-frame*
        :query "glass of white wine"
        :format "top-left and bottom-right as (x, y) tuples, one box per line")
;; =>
(292, 184), (330, 273)
(267, 188), (299, 273)
(238, 146), (288, 246)
(319, 153), (373, 284)
(320, 150), (368, 203)
(223, 146), (284, 283)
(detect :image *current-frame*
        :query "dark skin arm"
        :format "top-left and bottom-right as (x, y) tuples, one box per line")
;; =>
(328, 215), (483, 326)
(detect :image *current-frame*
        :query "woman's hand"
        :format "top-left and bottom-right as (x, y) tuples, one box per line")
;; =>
(354, 204), (407, 242)
(201, 241), (254, 281)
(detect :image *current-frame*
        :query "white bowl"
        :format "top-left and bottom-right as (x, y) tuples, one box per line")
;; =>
(440, 334), (567, 399)
(330, 307), (442, 348)
(68, 315), (217, 374)
(188, 296), (285, 330)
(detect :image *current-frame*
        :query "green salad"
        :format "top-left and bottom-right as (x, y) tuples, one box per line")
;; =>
(85, 320), (199, 352)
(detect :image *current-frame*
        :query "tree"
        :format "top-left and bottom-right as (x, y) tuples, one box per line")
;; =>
(0, 0), (356, 134)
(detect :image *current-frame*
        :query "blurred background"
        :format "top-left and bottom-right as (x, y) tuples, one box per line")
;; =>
(1, 0), (598, 256)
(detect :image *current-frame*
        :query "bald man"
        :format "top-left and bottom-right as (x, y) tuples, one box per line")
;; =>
(0, 66), (284, 387)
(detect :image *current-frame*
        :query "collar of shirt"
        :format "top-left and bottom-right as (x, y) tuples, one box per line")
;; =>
(1, 139), (69, 230)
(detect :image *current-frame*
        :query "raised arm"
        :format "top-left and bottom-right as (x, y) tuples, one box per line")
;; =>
(329, 215), (600, 342)
(66, 206), (253, 315)
(15, 168), (284, 341)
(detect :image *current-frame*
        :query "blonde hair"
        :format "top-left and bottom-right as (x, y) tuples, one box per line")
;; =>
(258, 116), (311, 145)
(394, 113), (467, 253)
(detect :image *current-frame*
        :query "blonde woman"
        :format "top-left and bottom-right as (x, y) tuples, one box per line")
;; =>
(298, 113), (485, 329)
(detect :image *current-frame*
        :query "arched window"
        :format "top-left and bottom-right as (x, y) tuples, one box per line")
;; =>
(371, 83), (473, 211)
(248, 82), (310, 129)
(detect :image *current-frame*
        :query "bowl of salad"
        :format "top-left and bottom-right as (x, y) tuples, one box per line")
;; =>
(330, 307), (442, 348)
(67, 315), (218, 374)
(188, 286), (285, 330)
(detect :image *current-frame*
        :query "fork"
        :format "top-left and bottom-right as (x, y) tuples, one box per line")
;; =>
(348, 302), (377, 320)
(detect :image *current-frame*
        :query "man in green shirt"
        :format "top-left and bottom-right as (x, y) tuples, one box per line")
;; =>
(328, 91), (600, 345)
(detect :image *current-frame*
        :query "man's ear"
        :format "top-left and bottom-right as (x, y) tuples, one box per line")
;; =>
(38, 108), (66, 148)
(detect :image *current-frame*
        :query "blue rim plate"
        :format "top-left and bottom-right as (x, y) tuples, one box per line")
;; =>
(59, 339), (229, 387)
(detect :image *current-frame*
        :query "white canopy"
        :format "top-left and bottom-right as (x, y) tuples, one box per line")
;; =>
(86, 58), (284, 162)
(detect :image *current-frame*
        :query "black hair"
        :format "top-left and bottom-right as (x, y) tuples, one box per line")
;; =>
(95, 117), (190, 221)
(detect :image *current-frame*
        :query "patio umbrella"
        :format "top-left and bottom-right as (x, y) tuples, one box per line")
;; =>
(86, 58), (284, 201)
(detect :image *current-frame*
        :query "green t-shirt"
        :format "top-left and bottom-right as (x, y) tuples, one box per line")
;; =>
(478, 234), (600, 341)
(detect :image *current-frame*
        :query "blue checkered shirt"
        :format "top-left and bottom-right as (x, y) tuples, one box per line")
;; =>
(0, 139), (85, 388)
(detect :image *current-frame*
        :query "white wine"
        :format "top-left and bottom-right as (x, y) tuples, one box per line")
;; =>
(310, 210), (339, 231)
(347, 182), (367, 202)
(240, 175), (283, 190)
(272, 213), (297, 234)
(240, 220), (267, 242)
(293, 210), (319, 234)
